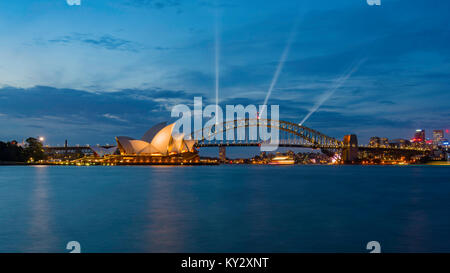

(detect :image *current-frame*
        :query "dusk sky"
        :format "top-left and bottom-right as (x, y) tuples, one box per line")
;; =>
(0, 0), (449, 146)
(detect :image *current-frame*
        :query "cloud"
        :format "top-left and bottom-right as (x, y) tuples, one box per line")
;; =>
(48, 33), (142, 52)
(102, 113), (127, 122)
(0, 85), (201, 144)
(378, 100), (396, 105)
(2, 0), (450, 145)
(45, 33), (174, 53)
(0, 82), (448, 145)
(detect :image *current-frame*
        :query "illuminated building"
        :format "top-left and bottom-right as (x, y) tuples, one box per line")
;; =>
(433, 130), (444, 145)
(41, 122), (201, 165)
(115, 122), (196, 156)
(369, 137), (380, 147)
(369, 137), (389, 147)
(411, 129), (425, 143)
(389, 139), (411, 148)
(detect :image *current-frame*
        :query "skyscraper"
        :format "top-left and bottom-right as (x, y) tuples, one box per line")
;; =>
(412, 129), (425, 143)
(433, 130), (444, 145)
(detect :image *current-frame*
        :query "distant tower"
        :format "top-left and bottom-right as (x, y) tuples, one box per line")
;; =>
(342, 134), (358, 164)
(219, 146), (226, 162)
(64, 139), (68, 148)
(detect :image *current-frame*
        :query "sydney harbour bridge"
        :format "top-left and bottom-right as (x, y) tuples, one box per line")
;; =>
(191, 118), (431, 163)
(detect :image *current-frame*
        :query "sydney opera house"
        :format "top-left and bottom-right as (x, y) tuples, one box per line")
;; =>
(105, 122), (199, 165)
(46, 122), (205, 165)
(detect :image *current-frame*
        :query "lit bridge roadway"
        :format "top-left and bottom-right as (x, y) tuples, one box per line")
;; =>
(192, 118), (431, 154)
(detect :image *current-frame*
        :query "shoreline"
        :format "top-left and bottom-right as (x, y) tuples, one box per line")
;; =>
(1, 162), (449, 166)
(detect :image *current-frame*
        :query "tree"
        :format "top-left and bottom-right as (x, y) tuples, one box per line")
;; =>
(0, 141), (26, 162)
(24, 137), (46, 161)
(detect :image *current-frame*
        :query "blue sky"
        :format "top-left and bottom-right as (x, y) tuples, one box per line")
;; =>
(0, 0), (449, 146)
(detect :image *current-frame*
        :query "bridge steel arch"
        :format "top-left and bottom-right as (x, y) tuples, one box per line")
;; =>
(190, 118), (343, 148)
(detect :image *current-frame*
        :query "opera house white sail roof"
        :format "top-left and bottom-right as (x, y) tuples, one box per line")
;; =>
(116, 122), (196, 156)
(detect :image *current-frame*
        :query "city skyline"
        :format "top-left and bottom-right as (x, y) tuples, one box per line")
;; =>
(0, 0), (449, 145)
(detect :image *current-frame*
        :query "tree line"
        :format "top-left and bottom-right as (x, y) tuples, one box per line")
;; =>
(0, 138), (46, 163)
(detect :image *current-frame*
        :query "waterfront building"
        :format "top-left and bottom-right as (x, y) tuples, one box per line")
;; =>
(115, 122), (196, 156)
(369, 137), (389, 147)
(433, 130), (444, 145)
(442, 139), (449, 146)
(389, 139), (411, 148)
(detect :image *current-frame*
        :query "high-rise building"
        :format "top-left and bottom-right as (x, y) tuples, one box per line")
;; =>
(412, 129), (425, 143)
(433, 130), (444, 145)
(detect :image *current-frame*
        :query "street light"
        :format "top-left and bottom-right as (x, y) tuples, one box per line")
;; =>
(39, 137), (45, 142)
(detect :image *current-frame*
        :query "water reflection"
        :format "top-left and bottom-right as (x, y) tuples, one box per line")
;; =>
(26, 166), (56, 252)
(0, 165), (446, 253)
(245, 171), (274, 250)
(403, 181), (429, 252)
(145, 168), (188, 252)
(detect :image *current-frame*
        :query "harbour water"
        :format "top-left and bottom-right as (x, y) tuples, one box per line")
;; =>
(0, 165), (449, 253)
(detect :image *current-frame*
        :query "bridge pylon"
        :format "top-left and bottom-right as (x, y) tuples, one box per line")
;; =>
(342, 134), (359, 164)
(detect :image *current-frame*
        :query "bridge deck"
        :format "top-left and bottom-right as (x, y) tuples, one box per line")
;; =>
(195, 143), (430, 152)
